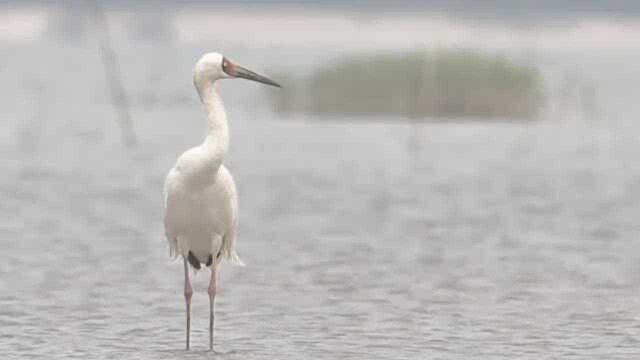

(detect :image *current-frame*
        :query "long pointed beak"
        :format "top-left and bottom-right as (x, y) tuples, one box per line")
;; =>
(234, 65), (281, 88)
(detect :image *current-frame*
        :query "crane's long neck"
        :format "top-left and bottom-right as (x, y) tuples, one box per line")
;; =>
(191, 81), (228, 183)
(202, 82), (229, 154)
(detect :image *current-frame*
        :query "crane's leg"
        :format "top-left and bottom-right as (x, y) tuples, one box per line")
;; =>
(208, 264), (218, 351)
(184, 258), (193, 350)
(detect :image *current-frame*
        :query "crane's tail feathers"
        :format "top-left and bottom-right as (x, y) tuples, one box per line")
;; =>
(221, 231), (244, 266)
(168, 238), (179, 258)
(225, 250), (245, 266)
(168, 235), (244, 266)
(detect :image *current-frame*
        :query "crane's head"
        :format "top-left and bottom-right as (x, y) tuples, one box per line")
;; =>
(193, 52), (281, 89)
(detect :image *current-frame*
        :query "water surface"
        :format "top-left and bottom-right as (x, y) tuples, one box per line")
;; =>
(2, 29), (640, 360)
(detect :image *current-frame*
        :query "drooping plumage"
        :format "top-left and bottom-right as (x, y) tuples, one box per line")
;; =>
(164, 161), (242, 268)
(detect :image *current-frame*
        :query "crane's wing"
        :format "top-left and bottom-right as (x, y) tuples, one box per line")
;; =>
(218, 166), (244, 266)
(163, 167), (179, 257)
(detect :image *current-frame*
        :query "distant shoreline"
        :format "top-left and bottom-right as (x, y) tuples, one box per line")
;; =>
(10, 1), (640, 22)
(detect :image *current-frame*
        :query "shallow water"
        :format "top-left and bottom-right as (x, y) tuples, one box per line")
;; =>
(2, 37), (640, 359)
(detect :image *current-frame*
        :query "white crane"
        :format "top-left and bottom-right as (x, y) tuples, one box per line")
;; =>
(163, 52), (280, 351)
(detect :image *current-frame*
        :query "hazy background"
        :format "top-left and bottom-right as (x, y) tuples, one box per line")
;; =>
(2, 1), (640, 359)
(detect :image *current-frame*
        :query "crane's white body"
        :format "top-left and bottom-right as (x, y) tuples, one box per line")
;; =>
(162, 52), (278, 351)
(163, 85), (242, 267)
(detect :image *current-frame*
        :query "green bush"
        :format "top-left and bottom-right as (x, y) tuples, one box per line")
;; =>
(269, 50), (544, 120)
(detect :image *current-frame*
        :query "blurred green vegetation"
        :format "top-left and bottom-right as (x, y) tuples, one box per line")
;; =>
(269, 50), (544, 120)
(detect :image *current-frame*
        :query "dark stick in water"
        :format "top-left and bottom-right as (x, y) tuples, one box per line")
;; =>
(92, 2), (137, 147)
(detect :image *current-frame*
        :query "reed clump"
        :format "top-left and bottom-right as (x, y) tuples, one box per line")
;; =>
(270, 50), (544, 120)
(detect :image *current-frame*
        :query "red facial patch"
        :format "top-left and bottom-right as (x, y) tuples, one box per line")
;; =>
(222, 58), (236, 77)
